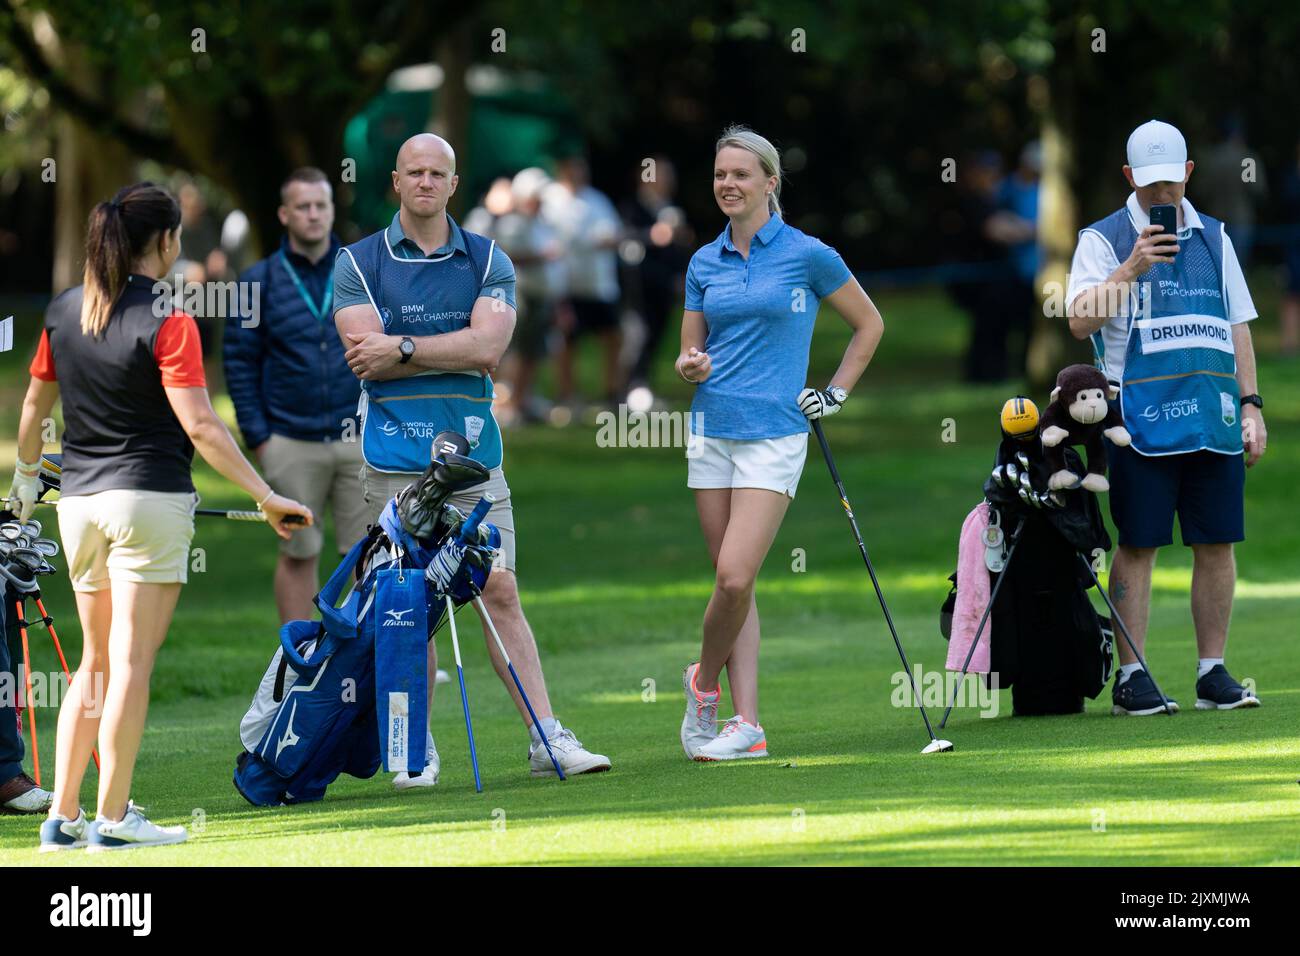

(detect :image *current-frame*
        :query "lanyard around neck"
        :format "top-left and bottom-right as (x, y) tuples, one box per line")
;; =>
(278, 249), (333, 323)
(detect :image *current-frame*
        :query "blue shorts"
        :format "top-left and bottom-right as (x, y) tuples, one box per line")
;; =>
(1108, 444), (1245, 548)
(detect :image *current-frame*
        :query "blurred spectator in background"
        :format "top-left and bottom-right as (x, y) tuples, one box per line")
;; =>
(497, 168), (563, 422)
(1198, 116), (1267, 270)
(997, 141), (1043, 382)
(543, 154), (623, 410)
(944, 150), (1035, 383)
(1280, 138), (1300, 357)
(463, 176), (515, 238)
(620, 155), (693, 412)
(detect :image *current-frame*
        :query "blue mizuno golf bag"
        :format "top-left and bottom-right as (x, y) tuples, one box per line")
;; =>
(235, 494), (500, 808)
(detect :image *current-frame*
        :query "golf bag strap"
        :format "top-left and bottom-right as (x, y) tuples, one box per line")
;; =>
(314, 536), (370, 640)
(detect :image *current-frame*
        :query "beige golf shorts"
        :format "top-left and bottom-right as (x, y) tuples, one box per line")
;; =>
(260, 434), (369, 559)
(57, 489), (199, 592)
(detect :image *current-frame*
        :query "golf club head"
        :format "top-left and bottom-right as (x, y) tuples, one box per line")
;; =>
(922, 738), (954, 754)
(32, 538), (59, 557)
(990, 466), (1006, 488)
(0, 523), (23, 541)
(396, 431), (489, 542)
(1015, 451), (1030, 471)
(20, 519), (41, 537)
(1005, 462), (1019, 485)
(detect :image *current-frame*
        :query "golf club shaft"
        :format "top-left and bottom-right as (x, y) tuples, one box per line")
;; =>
(1077, 554), (1175, 716)
(811, 420), (943, 743)
(939, 514), (1024, 729)
(445, 595), (483, 792)
(473, 595), (565, 780)
(11, 498), (305, 525)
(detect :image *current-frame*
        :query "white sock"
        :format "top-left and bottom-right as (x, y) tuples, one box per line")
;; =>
(1117, 662), (1143, 684)
(529, 716), (561, 746)
(1197, 658), (1224, 679)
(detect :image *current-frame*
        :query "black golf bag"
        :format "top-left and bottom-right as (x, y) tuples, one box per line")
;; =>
(945, 439), (1114, 716)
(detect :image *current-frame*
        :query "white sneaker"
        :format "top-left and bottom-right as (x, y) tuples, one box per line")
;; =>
(680, 662), (720, 759)
(394, 735), (441, 790)
(529, 723), (611, 777)
(435, 669), (451, 685)
(87, 802), (187, 852)
(694, 716), (767, 762)
(39, 809), (88, 852)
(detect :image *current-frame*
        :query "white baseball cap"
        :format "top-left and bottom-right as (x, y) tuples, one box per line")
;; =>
(1126, 120), (1188, 186)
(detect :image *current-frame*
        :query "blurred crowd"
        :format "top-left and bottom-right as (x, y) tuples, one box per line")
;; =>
(464, 154), (694, 425)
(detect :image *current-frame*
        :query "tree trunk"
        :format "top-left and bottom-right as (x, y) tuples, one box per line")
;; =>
(433, 18), (474, 220)
(51, 114), (136, 294)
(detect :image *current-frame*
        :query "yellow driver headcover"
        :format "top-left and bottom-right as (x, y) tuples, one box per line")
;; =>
(1000, 396), (1040, 440)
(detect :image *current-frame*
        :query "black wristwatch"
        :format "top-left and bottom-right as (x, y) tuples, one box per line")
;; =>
(1240, 393), (1263, 410)
(398, 336), (415, 365)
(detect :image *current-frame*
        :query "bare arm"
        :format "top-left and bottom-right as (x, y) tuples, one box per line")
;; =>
(1068, 225), (1178, 340)
(164, 386), (312, 537)
(16, 377), (59, 463)
(1233, 322), (1267, 468)
(675, 309), (712, 383)
(822, 277), (885, 393)
(337, 298), (516, 381)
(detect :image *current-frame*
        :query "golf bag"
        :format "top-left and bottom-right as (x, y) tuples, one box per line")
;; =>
(943, 440), (1114, 716)
(234, 434), (500, 806)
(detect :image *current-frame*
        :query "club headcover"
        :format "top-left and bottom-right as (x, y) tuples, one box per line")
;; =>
(395, 431), (489, 541)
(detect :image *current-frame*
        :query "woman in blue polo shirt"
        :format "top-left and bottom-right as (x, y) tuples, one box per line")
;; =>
(677, 127), (885, 761)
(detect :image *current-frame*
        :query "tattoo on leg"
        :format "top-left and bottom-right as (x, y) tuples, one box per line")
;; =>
(1113, 579), (1127, 602)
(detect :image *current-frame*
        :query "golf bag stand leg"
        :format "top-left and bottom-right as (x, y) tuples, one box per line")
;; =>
(810, 420), (952, 754)
(1076, 554), (1175, 716)
(14, 599), (40, 786)
(444, 595), (483, 792)
(939, 514), (1026, 729)
(472, 595), (565, 780)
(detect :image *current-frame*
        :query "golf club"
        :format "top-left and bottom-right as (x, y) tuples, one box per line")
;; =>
(810, 420), (953, 755)
(1077, 553), (1176, 716)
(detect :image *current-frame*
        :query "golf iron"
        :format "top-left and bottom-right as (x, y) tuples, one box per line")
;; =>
(811, 420), (953, 754)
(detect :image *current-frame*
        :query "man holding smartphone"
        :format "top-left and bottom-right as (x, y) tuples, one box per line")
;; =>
(1065, 120), (1266, 716)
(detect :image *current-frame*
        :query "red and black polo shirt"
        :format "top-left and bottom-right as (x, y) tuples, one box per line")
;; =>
(30, 274), (206, 496)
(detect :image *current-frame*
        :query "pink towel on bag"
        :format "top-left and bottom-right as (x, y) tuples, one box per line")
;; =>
(945, 502), (994, 674)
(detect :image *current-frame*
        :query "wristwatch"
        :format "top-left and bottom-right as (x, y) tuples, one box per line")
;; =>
(1240, 394), (1263, 410)
(827, 385), (848, 405)
(398, 336), (415, 365)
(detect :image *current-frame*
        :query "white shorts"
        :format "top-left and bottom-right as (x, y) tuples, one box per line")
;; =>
(686, 433), (809, 498)
(57, 490), (199, 592)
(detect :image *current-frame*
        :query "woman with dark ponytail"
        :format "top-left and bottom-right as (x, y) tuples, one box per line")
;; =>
(9, 182), (313, 852)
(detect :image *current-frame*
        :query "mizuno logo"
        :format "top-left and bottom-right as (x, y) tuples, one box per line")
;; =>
(383, 608), (416, 627)
(276, 701), (300, 758)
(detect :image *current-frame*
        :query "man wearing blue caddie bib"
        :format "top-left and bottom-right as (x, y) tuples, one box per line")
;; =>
(1067, 120), (1268, 716)
(333, 134), (609, 786)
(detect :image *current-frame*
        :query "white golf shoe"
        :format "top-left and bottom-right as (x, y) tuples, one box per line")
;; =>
(529, 723), (611, 777)
(680, 662), (720, 758)
(87, 802), (187, 852)
(394, 735), (441, 790)
(693, 715), (767, 762)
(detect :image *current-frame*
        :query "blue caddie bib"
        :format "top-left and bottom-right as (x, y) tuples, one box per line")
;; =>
(340, 220), (504, 472)
(1088, 207), (1241, 457)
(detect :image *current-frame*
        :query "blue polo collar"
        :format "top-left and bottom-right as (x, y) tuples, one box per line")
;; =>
(385, 212), (467, 259)
(721, 214), (784, 253)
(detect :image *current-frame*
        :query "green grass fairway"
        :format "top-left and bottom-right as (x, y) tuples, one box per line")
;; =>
(3, 287), (1297, 866)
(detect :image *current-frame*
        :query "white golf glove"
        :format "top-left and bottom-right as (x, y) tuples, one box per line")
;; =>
(797, 385), (847, 421)
(8, 458), (41, 521)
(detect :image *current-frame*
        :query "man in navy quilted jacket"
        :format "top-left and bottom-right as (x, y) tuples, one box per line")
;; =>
(224, 167), (366, 622)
